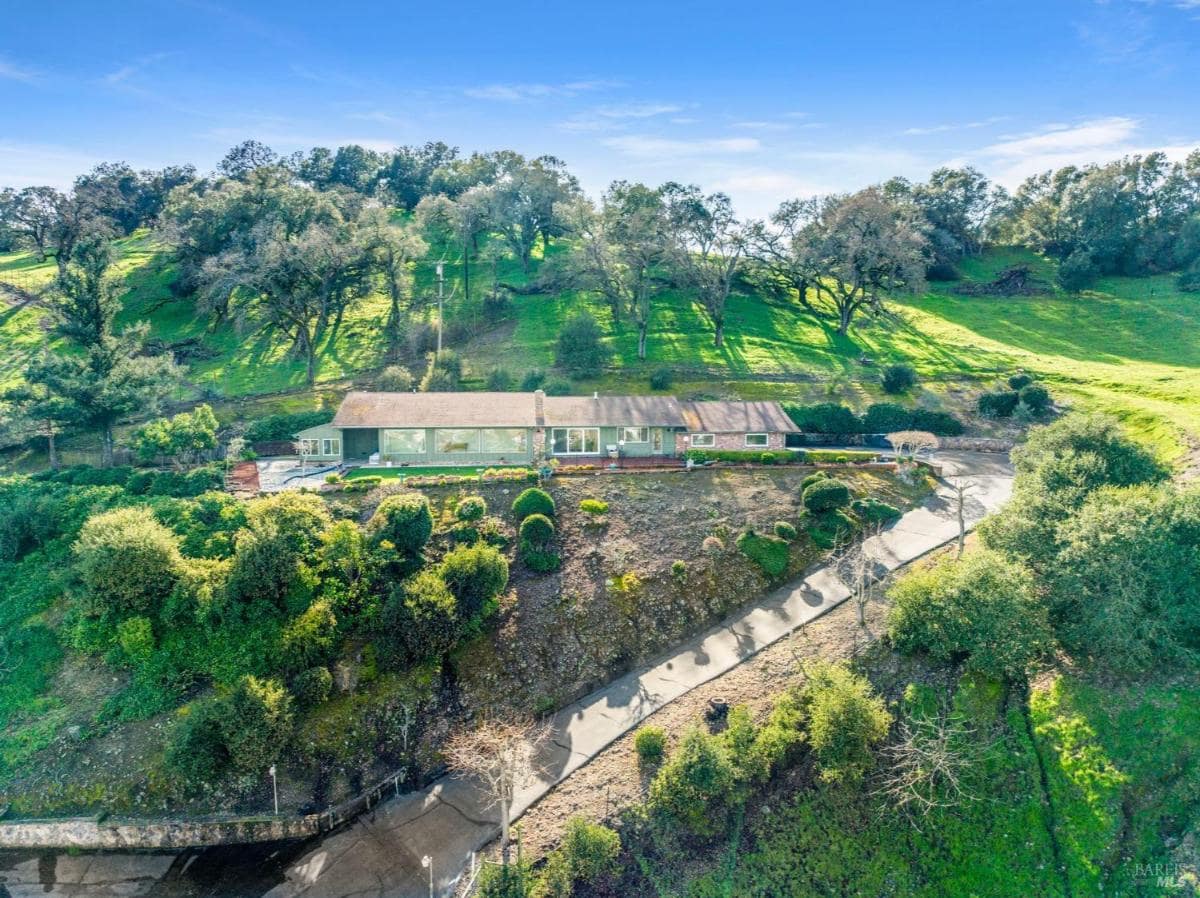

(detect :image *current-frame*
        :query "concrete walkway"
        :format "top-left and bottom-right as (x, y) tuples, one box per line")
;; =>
(266, 451), (1013, 898)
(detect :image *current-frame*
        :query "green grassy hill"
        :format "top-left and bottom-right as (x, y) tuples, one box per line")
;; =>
(2, 237), (1198, 461)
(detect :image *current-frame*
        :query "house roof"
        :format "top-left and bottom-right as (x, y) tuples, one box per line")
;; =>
(332, 391), (540, 428)
(542, 394), (687, 428)
(680, 400), (796, 434)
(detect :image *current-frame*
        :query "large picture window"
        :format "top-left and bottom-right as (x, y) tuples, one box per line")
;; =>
(745, 433), (769, 448)
(437, 429), (480, 453)
(382, 429), (426, 455)
(551, 427), (599, 455)
(690, 433), (715, 448)
(480, 428), (527, 453)
(621, 426), (649, 443)
(321, 438), (341, 456)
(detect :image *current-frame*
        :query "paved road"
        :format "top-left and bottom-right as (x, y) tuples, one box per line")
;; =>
(264, 451), (1013, 898)
(0, 452), (1011, 897)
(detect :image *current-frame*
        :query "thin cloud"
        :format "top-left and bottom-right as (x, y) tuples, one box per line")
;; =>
(731, 121), (793, 132)
(902, 116), (1008, 136)
(101, 53), (171, 88)
(560, 102), (684, 132)
(982, 116), (1139, 157)
(465, 80), (619, 101)
(0, 57), (37, 83)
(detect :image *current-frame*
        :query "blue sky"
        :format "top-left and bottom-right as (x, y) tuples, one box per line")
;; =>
(2, 0), (1199, 215)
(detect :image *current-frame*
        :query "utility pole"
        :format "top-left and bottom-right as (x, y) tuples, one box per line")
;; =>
(435, 261), (444, 361)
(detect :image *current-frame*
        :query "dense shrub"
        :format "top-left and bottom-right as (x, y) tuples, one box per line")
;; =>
(367, 493), (433, 556)
(226, 520), (303, 607)
(486, 367), (514, 391)
(736, 530), (790, 577)
(455, 495), (487, 522)
(440, 543), (509, 621)
(851, 497), (901, 524)
(802, 478), (851, 512)
(1019, 383), (1051, 415)
(280, 599), (338, 672)
(246, 492), (332, 556)
(555, 312), (608, 378)
(420, 350), (463, 392)
(881, 363), (917, 394)
(1007, 372), (1034, 390)
(888, 550), (1051, 680)
(977, 390), (1020, 418)
(512, 487), (555, 520)
(648, 728), (738, 839)
(784, 402), (863, 434)
(293, 666), (333, 706)
(805, 449), (877, 464)
(798, 661), (890, 784)
(521, 369), (546, 391)
(1057, 249), (1097, 291)
(536, 817), (622, 897)
(862, 402), (911, 433)
(773, 520), (798, 541)
(634, 726), (668, 765)
(165, 698), (228, 785)
(74, 507), (183, 615)
(377, 365), (414, 391)
(382, 570), (461, 664)
(800, 471), (827, 491)
(911, 408), (965, 436)
(245, 411), (334, 443)
(649, 367), (673, 390)
(544, 378), (572, 396)
(218, 675), (295, 776)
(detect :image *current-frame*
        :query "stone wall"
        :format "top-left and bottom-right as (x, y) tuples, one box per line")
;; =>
(0, 814), (321, 850)
(936, 436), (1015, 453)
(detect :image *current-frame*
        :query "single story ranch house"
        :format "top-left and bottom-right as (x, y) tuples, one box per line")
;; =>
(294, 390), (796, 467)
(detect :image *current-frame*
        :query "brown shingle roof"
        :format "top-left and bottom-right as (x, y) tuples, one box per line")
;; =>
(332, 392), (539, 428)
(542, 394), (687, 427)
(680, 400), (796, 433)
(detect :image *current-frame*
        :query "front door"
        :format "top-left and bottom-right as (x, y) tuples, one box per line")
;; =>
(651, 428), (664, 454)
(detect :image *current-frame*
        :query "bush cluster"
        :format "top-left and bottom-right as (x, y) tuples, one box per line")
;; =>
(784, 402), (963, 436)
(512, 487), (555, 520)
(736, 529), (790, 577)
(802, 478), (852, 513)
(881, 363), (918, 394)
(685, 448), (795, 465)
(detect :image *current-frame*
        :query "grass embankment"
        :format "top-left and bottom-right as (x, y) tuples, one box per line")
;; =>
(4, 239), (1199, 459)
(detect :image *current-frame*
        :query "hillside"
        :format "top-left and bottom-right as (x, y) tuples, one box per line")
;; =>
(2, 238), (1198, 462)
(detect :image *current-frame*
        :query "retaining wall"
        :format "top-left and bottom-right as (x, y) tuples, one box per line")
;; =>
(0, 814), (320, 850)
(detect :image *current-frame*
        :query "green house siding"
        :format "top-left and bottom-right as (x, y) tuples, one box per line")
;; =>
(340, 426), (534, 466)
(295, 423), (344, 460)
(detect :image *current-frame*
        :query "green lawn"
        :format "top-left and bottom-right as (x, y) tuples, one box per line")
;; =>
(4, 238), (1199, 460)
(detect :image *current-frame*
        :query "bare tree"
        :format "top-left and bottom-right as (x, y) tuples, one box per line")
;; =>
(876, 712), (982, 827)
(949, 477), (975, 558)
(443, 715), (551, 861)
(885, 430), (938, 459)
(835, 525), (883, 627)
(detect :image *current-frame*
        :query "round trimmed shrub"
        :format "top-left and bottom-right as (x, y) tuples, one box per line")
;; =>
(881, 363), (917, 394)
(648, 728), (737, 838)
(512, 487), (555, 520)
(978, 390), (1020, 418)
(455, 495), (487, 522)
(75, 507), (182, 615)
(802, 478), (852, 513)
(634, 725), (667, 765)
(773, 520), (798, 541)
(440, 543), (509, 620)
(518, 513), (555, 546)
(800, 470), (828, 491)
(367, 493), (433, 556)
(1007, 372), (1034, 390)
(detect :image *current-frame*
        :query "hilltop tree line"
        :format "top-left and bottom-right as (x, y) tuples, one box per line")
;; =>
(2, 140), (1199, 411)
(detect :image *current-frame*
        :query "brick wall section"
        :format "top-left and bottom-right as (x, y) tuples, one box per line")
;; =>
(681, 431), (786, 451)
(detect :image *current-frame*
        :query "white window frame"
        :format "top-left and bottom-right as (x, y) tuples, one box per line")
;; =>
(744, 433), (769, 448)
(382, 428), (426, 455)
(690, 433), (715, 448)
(321, 438), (341, 456)
(299, 438), (319, 456)
(551, 427), (600, 455)
(621, 426), (649, 443)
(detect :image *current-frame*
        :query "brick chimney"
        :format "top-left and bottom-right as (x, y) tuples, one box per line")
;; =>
(533, 389), (546, 459)
(533, 388), (545, 425)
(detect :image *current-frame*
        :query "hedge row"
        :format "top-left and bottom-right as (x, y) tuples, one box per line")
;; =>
(244, 410), (334, 443)
(32, 464), (225, 498)
(783, 402), (964, 436)
(685, 449), (797, 465)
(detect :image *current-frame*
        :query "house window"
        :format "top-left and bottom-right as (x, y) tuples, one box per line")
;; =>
(321, 438), (341, 456)
(691, 433), (715, 448)
(745, 433), (769, 448)
(621, 426), (649, 443)
(299, 439), (319, 455)
(480, 428), (527, 453)
(437, 429), (480, 453)
(551, 427), (599, 455)
(382, 429), (426, 455)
